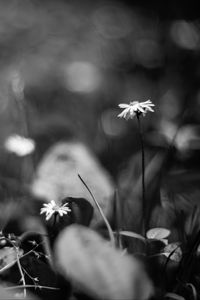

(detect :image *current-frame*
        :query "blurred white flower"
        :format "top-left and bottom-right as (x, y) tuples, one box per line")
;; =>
(40, 200), (71, 221)
(4, 135), (35, 156)
(118, 100), (155, 120)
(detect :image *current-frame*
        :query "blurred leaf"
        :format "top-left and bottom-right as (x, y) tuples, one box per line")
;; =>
(55, 225), (154, 300)
(78, 174), (115, 246)
(0, 285), (37, 300)
(32, 141), (114, 227)
(0, 288), (16, 300)
(163, 243), (182, 262)
(158, 178), (200, 239)
(165, 292), (185, 300)
(146, 228), (170, 240)
(186, 283), (197, 300)
(61, 197), (94, 227)
(160, 239), (168, 245)
(0, 247), (23, 273)
(185, 206), (200, 237)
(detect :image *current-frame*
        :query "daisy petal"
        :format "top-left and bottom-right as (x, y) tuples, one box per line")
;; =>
(118, 104), (130, 108)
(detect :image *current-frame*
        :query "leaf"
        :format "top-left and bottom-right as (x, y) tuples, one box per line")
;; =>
(165, 292), (185, 300)
(162, 243), (182, 262)
(146, 228), (171, 240)
(119, 231), (146, 242)
(55, 225), (154, 300)
(61, 197), (94, 227)
(0, 286), (31, 300)
(160, 239), (169, 245)
(0, 247), (23, 273)
(186, 283), (197, 300)
(0, 286), (16, 300)
(0, 285), (38, 300)
(78, 175), (115, 246)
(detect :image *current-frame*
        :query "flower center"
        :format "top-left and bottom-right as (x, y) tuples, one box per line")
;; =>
(53, 205), (60, 212)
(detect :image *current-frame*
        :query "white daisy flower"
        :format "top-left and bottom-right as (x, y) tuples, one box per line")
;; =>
(118, 100), (155, 120)
(40, 200), (71, 221)
(4, 134), (35, 156)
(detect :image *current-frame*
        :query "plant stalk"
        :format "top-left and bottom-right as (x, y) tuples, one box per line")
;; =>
(136, 114), (146, 236)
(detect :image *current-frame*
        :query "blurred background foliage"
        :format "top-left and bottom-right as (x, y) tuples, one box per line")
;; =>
(1, 0), (200, 232)
(0, 0), (200, 163)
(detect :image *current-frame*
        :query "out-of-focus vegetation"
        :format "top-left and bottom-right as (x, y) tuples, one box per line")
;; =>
(0, 0), (199, 169)
(1, 1), (200, 300)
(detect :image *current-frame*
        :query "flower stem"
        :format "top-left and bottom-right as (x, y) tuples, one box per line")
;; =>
(4, 237), (26, 298)
(136, 114), (146, 236)
(53, 213), (57, 228)
(15, 247), (26, 298)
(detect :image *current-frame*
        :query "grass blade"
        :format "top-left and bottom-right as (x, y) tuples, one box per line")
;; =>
(78, 174), (115, 246)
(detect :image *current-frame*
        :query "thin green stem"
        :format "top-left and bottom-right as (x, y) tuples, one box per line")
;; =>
(4, 237), (26, 298)
(53, 213), (58, 228)
(19, 229), (53, 268)
(15, 247), (26, 298)
(136, 114), (146, 236)
(21, 266), (38, 284)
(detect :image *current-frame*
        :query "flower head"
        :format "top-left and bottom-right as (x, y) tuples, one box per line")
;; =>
(118, 100), (155, 120)
(40, 200), (71, 221)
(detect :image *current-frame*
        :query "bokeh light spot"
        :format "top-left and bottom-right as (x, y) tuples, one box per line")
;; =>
(101, 109), (127, 137)
(159, 90), (181, 120)
(170, 20), (200, 50)
(63, 61), (101, 93)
